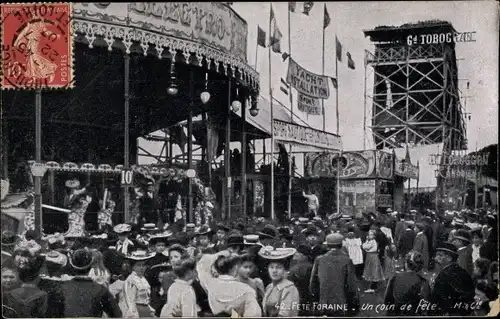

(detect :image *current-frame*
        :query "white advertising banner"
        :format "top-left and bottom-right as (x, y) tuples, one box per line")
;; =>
(273, 120), (342, 150)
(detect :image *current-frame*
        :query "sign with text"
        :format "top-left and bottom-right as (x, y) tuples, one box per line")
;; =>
(429, 153), (489, 166)
(273, 120), (342, 150)
(297, 93), (322, 115)
(286, 58), (330, 99)
(377, 194), (393, 208)
(74, 3), (248, 62)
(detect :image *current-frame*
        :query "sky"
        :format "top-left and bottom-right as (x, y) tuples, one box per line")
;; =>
(139, 1), (498, 180)
(231, 1), (499, 151)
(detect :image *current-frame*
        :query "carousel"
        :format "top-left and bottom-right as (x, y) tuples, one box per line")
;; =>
(1, 2), (260, 236)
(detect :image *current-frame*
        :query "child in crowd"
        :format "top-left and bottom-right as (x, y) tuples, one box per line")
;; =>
(343, 226), (363, 279)
(362, 230), (385, 293)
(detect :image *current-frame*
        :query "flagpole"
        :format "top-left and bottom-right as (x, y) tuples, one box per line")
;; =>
(287, 3), (293, 220)
(255, 33), (259, 69)
(335, 35), (340, 215)
(269, 2), (275, 220)
(321, 14), (326, 132)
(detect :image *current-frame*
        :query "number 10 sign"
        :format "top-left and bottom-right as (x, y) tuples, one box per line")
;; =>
(121, 170), (134, 186)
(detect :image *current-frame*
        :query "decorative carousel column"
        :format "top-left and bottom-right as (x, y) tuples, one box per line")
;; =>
(187, 53), (194, 224)
(34, 90), (43, 236)
(124, 53), (131, 223)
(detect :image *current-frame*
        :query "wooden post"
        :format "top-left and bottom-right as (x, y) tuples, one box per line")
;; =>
(123, 54), (130, 223)
(187, 66), (194, 223)
(34, 89), (42, 236)
(241, 90), (247, 218)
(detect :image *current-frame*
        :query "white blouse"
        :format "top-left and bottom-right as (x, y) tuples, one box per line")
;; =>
(362, 239), (378, 253)
(343, 238), (363, 265)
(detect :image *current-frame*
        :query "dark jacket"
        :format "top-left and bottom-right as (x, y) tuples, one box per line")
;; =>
(375, 230), (389, 261)
(398, 228), (415, 257)
(412, 233), (429, 269)
(457, 245), (473, 276)
(60, 276), (122, 317)
(289, 260), (314, 316)
(309, 249), (360, 316)
(38, 278), (65, 318)
(145, 253), (170, 313)
(394, 220), (408, 245)
(428, 263), (475, 316)
(2, 285), (48, 318)
(384, 271), (430, 316)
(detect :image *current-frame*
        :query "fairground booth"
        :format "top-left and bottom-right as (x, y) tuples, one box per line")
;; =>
(1, 3), (262, 235)
(303, 149), (419, 217)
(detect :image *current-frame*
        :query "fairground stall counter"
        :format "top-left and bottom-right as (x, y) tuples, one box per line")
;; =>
(1, 2), (260, 235)
(303, 150), (419, 217)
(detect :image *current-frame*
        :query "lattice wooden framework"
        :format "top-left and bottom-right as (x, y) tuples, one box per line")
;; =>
(365, 43), (466, 151)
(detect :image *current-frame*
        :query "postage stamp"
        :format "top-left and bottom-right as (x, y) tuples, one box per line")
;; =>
(0, 3), (74, 90)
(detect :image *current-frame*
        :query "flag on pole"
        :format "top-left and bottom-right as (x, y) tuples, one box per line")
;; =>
(288, 2), (296, 12)
(336, 37), (342, 62)
(346, 52), (355, 69)
(282, 52), (290, 62)
(302, 2), (314, 15)
(257, 26), (266, 47)
(269, 6), (283, 53)
(330, 77), (338, 89)
(280, 78), (290, 95)
(323, 4), (331, 29)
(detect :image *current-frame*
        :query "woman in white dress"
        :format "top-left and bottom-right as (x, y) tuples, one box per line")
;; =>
(343, 226), (364, 279)
(88, 250), (111, 287)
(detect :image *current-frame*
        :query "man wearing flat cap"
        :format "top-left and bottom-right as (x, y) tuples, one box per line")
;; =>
(428, 242), (475, 316)
(310, 233), (359, 316)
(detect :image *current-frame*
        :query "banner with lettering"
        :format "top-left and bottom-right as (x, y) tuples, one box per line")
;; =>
(297, 93), (322, 115)
(273, 120), (342, 150)
(286, 58), (330, 99)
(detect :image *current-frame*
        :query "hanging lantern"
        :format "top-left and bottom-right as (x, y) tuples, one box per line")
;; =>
(249, 107), (259, 117)
(200, 72), (210, 104)
(231, 85), (240, 112)
(167, 56), (178, 96)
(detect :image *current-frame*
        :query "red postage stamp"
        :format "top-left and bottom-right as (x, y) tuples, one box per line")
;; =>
(1, 3), (74, 90)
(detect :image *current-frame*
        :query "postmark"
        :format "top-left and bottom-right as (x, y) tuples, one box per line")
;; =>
(1, 3), (74, 90)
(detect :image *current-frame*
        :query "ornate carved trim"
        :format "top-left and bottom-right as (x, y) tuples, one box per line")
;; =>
(73, 18), (259, 90)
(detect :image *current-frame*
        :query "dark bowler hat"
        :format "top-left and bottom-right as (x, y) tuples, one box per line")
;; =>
(302, 225), (321, 237)
(436, 242), (458, 257)
(227, 234), (245, 247)
(453, 229), (471, 243)
(216, 223), (230, 232)
(69, 248), (94, 271)
(258, 225), (279, 240)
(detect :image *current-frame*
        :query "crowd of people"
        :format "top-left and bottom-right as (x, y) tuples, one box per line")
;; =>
(1, 207), (498, 317)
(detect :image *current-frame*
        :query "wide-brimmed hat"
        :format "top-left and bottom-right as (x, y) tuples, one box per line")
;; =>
(324, 233), (344, 247)
(149, 230), (173, 245)
(386, 208), (393, 213)
(257, 225), (279, 240)
(340, 214), (352, 221)
(216, 223), (230, 232)
(1, 231), (19, 247)
(436, 242), (458, 257)
(69, 248), (94, 270)
(65, 179), (80, 189)
(258, 246), (296, 262)
(452, 217), (465, 227)
(453, 229), (471, 243)
(126, 249), (155, 261)
(44, 250), (68, 267)
(114, 224), (132, 234)
(194, 225), (212, 237)
(141, 223), (159, 232)
(185, 223), (196, 231)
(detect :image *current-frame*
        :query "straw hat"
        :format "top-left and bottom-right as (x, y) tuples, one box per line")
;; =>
(258, 246), (296, 261)
(44, 250), (68, 267)
(194, 225), (212, 237)
(65, 179), (81, 189)
(126, 249), (155, 261)
(113, 224), (132, 234)
(141, 223), (158, 232)
(149, 230), (173, 245)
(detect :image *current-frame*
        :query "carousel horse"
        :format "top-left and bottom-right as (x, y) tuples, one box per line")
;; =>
(65, 187), (92, 238)
(130, 166), (157, 225)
